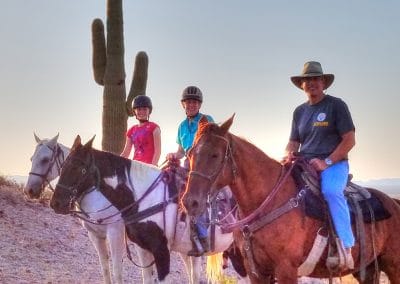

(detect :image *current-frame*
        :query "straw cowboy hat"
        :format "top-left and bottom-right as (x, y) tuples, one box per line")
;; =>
(291, 61), (334, 90)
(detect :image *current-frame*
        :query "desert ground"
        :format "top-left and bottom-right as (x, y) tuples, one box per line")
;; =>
(0, 178), (390, 283)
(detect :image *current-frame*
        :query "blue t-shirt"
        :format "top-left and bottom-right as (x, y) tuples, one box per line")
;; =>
(176, 112), (214, 153)
(289, 95), (355, 159)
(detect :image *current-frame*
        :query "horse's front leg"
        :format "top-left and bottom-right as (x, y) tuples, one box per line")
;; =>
(107, 223), (126, 284)
(86, 229), (112, 284)
(135, 246), (156, 284)
(180, 254), (201, 284)
(275, 266), (297, 284)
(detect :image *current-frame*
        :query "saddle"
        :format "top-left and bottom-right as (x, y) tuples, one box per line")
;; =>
(291, 163), (391, 224)
(292, 161), (391, 276)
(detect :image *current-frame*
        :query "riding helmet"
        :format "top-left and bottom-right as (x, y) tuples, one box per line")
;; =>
(181, 86), (203, 102)
(133, 95), (153, 113)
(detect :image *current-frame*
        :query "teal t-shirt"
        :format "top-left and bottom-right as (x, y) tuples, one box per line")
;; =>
(176, 112), (214, 153)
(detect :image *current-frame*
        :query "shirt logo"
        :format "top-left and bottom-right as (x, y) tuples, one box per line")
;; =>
(317, 113), (326, 121)
(314, 112), (329, 127)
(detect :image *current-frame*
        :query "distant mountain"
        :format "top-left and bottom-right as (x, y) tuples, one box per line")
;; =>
(355, 178), (400, 197)
(6, 175), (28, 185)
(7, 175), (400, 196)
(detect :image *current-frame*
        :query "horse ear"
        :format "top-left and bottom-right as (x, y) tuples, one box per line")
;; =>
(71, 135), (82, 151)
(83, 135), (96, 149)
(34, 132), (41, 143)
(48, 133), (59, 147)
(220, 114), (235, 135)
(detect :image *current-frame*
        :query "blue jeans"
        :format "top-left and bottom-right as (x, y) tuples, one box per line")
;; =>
(184, 158), (208, 239)
(196, 212), (208, 238)
(320, 160), (355, 248)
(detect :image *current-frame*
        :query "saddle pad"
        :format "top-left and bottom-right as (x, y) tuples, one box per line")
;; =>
(304, 188), (391, 224)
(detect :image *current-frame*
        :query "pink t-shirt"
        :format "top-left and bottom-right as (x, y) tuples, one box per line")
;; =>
(126, 121), (159, 164)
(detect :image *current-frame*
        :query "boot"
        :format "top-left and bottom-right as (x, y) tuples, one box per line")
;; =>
(200, 237), (210, 254)
(344, 248), (354, 270)
(187, 235), (204, 257)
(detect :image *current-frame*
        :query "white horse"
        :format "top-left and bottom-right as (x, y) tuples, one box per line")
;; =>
(26, 134), (238, 283)
(25, 133), (125, 284)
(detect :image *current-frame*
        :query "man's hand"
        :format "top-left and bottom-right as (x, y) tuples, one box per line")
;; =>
(309, 158), (328, 172)
(281, 151), (296, 165)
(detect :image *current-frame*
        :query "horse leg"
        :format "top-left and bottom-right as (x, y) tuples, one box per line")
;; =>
(352, 260), (380, 284)
(107, 224), (125, 284)
(379, 255), (400, 284)
(135, 246), (156, 284)
(86, 230), (112, 284)
(179, 254), (201, 284)
(248, 274), (275, 284)
(225, 244), (248, 278)
(275, 267), (297, 284)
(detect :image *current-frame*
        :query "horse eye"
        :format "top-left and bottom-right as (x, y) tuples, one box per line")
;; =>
(41, 158), (50, 165)
(211, 153), (218, 158)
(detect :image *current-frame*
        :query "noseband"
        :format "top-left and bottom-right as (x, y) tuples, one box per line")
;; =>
(29, 143), (65, 192)
(187, 134), (237, 193)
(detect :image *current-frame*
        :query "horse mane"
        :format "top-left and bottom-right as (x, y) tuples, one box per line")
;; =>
(87, 148), (161, 181)
(195, 121), (277, 164)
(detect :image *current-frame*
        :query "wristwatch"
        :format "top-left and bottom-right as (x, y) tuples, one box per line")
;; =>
(324, 158), (333, 166)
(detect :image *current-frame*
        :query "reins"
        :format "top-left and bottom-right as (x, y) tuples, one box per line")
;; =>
(188, 134), (237, 191)
(59, 155), (175, 227)
(189, 133), (298, 233)
(222, 162), (297, 233)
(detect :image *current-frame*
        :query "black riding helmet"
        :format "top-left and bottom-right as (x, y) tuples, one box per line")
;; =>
(181, 86), (203, 102)
(133, 95), (153, 113)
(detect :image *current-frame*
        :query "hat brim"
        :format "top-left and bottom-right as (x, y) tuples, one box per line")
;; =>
(291, 74), (334, 90)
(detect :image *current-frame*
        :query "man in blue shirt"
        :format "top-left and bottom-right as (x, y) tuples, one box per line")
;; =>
(167, 85), (213, 256)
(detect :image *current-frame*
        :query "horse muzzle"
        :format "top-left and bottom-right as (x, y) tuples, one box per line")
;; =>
(183, 194), (206, 217)
(50, 194), (72, 215)
(23, 185), (43, 199)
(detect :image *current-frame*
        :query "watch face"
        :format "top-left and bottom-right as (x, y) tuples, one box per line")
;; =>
(325, 158), (332, 165)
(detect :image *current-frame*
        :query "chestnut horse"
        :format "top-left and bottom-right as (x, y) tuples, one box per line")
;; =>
(182, 115), (400, 284)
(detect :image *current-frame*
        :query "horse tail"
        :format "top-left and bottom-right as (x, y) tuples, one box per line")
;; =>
(206, 253), (223, 283)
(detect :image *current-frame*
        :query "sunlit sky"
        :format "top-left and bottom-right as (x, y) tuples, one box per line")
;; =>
(1, 1), (399, 181)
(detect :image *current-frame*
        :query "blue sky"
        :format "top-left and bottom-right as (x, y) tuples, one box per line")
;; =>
(1, 1), (399, 181)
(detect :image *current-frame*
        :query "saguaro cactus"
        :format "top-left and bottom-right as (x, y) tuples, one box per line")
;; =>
(92, 0), (148, 154)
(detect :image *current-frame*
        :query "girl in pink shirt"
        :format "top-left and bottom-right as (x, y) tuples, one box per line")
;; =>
(121, 95), (161, 165)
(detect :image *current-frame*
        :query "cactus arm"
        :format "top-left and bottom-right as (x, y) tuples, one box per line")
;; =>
(126, 51), (149, 116)
(92, 18), (106, 86)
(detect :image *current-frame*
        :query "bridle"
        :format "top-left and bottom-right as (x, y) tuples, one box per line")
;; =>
(187, 133), (237, 196)
(56, 153), (100, 207)
(186, 132), (299, 233)
(29, 143), (65, 192)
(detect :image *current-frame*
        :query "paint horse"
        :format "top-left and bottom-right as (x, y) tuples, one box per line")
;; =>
(49, 135), (236, 283)
(25, 134), (126, 284)
(182, 115), (400, 284)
